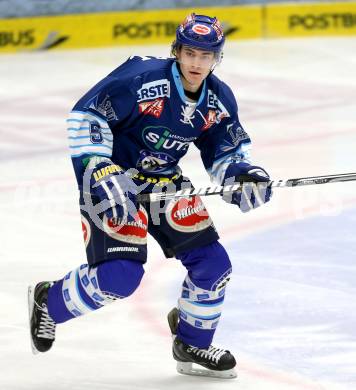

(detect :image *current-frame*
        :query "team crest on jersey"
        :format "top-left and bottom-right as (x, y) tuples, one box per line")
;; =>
(103, 206), (148, 245)
(89, 121), (104, 144)
(81, 215), (91, 248)
(139, 98), (164, 118)
(165, 196), (212, 233)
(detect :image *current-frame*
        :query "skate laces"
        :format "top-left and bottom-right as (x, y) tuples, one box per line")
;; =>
(36, 303), (56, 340)
(188, 345), (227, 363)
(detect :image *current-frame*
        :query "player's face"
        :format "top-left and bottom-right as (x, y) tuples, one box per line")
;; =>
(177, 46), (216, 91)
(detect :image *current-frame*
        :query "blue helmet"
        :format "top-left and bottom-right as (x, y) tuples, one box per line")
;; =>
(174, 13), (225, 54)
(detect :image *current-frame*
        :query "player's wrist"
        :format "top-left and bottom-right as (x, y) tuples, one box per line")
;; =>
(221, 161), (272, 212)
(86, 155), (116, 169)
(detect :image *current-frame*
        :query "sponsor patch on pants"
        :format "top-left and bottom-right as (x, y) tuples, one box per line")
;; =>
(165, 196), (212, 233)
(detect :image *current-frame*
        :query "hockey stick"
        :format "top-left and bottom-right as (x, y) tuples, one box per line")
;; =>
(137, 172), (356, 202)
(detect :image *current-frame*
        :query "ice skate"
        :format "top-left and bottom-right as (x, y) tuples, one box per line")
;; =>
(28, 281), (57, 354)
(167, 307), (237, 379)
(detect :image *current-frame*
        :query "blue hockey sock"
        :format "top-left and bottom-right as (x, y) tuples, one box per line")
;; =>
(47, 259), (144, 324)
(175, 241), (232, 349)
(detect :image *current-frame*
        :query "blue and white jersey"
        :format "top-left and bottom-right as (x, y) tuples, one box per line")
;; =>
(67, 55), (251, 187)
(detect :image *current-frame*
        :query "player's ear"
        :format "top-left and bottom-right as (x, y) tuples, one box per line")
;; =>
(171, 41), (182, 59)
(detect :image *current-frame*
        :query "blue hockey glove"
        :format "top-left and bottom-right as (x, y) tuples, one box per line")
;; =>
(221, 162), (272, 213)
(89, 159), (139, 222)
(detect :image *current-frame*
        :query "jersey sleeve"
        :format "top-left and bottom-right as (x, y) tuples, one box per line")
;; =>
(195, 91), (252, 185)
(67, 73), (137, 187)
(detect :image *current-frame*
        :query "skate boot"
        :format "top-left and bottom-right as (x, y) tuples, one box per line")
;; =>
(168, 307), (237, 379)
(28, 281), (57, 354)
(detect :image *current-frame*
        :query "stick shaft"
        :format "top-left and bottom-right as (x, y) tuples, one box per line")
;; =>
(137, 172), (356, 203)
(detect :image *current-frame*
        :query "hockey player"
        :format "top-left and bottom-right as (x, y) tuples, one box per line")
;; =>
(28, 13), (272, 379)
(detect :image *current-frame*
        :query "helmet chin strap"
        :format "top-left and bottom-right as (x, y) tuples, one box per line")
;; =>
(211, 51), (223, 71)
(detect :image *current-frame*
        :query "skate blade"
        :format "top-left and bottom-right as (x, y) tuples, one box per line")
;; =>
(27, 285), (39, 355)
(176, 362), (237, 379)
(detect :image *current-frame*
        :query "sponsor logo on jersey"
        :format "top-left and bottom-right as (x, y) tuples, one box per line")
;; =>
(165, 196), (212, 233)
(192, 24), (211, 35)
(137, 79), (170, 102)
(137, 150), (175, 173)
(103, 205), (148, 245)
(202, 110), (217, 131)
(207, 90), (230, 121)
(142, 126), (194, 152)
(89, 121), (104, 144)
(139, 98), (164, 118)
(81, 215), (91, 248)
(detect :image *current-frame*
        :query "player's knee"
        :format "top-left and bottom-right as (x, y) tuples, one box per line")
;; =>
(95, 258), (145, 298)
(177, 240), (232, 291)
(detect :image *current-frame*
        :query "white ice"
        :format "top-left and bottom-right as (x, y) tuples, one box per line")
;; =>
(0, 37), (356, 390)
